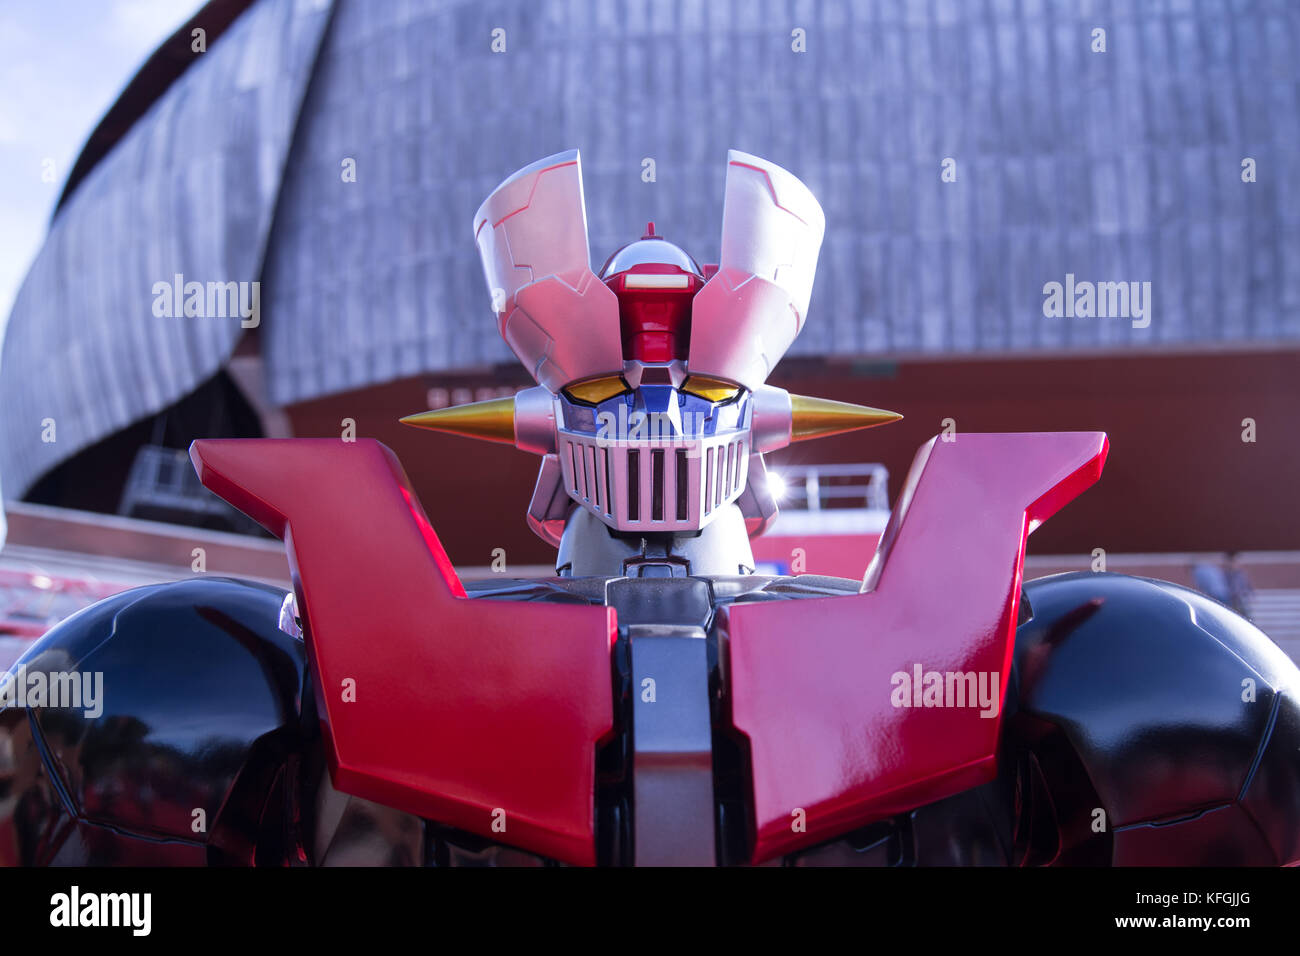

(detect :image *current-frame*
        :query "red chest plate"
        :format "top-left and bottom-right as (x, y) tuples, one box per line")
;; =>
(192, 438), (616, 866)
(724, 432), (1107, 862)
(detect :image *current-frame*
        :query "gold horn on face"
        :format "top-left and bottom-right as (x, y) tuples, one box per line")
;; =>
(789, 394), (902, 442)
(399, 396), (516, 445)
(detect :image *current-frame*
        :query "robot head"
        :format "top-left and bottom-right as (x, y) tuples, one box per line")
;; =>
(402, 150), (901, 542)
(547, 223), (746, 532)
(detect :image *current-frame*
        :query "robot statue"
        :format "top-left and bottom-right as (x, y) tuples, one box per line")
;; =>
(3, 152), (1297, 867)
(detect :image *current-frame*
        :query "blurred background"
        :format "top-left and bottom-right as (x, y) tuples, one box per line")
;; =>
(1, 0), (1297, 661)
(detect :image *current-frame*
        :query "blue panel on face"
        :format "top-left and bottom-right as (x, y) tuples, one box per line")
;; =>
(559, 399), (599, 432)
(632, 384), (675, 416)
(559, 387), (749, 439)
(710, 393), (750, 433)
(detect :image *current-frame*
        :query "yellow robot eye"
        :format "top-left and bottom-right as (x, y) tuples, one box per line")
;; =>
(563, 375), (630, 405)
(681, 375), (742, 403)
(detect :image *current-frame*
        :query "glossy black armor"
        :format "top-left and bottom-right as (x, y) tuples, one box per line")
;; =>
(2, 571), (1298, 866)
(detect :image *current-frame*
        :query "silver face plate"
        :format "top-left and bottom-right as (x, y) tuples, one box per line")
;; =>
(556, 381), (751, 533)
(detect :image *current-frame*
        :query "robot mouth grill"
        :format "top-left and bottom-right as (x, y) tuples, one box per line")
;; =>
(702, 439), (745, 516)
(628, 449), (639, 521)
(651, 450), (664, 522)
(676, 449), (689, 521)
(561, 435), (748, 530)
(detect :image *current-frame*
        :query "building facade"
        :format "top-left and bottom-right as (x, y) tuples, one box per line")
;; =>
(2, 0), (1297, 567)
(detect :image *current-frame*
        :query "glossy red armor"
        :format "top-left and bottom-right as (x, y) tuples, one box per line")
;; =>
(190, 438), (617, 866)
(724, 431), (1109, 863)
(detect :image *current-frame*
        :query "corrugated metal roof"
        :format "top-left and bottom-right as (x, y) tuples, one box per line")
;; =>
(3, 0), (1299, 497)
(262, 0), (1300, 408)
(0, 0), (333, 498)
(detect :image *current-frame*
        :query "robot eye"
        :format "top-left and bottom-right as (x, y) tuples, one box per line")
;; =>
(681, 375), (742, 403)
(563, 374), (630, 405)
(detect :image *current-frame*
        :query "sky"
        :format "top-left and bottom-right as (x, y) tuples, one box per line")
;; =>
(0, 0), (207, 541)
(0, 0), (209, 327)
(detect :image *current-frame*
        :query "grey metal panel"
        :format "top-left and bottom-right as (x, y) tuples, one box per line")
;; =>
(0, 0), (334, 497)
(233, 0), (1298, 376)
(627, 624), (715, 866)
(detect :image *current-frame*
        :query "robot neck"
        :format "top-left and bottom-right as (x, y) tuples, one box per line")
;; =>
(554, 505), (756, 578)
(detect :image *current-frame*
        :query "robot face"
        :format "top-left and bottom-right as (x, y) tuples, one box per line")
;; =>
(401, 151), (901, 547)
(555, 367), (752, 533)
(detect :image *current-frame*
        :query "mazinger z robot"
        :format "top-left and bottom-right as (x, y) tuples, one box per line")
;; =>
(3, 151), (1298, 867)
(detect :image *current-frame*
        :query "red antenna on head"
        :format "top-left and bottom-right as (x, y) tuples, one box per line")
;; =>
(642, 221), (659, 239)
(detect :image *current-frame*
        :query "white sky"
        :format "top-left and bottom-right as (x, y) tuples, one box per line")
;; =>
(0, 0), (209, 327)
(0, 0), (208, 541)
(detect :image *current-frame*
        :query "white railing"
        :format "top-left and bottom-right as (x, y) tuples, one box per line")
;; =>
(769, 462), (890, 512)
